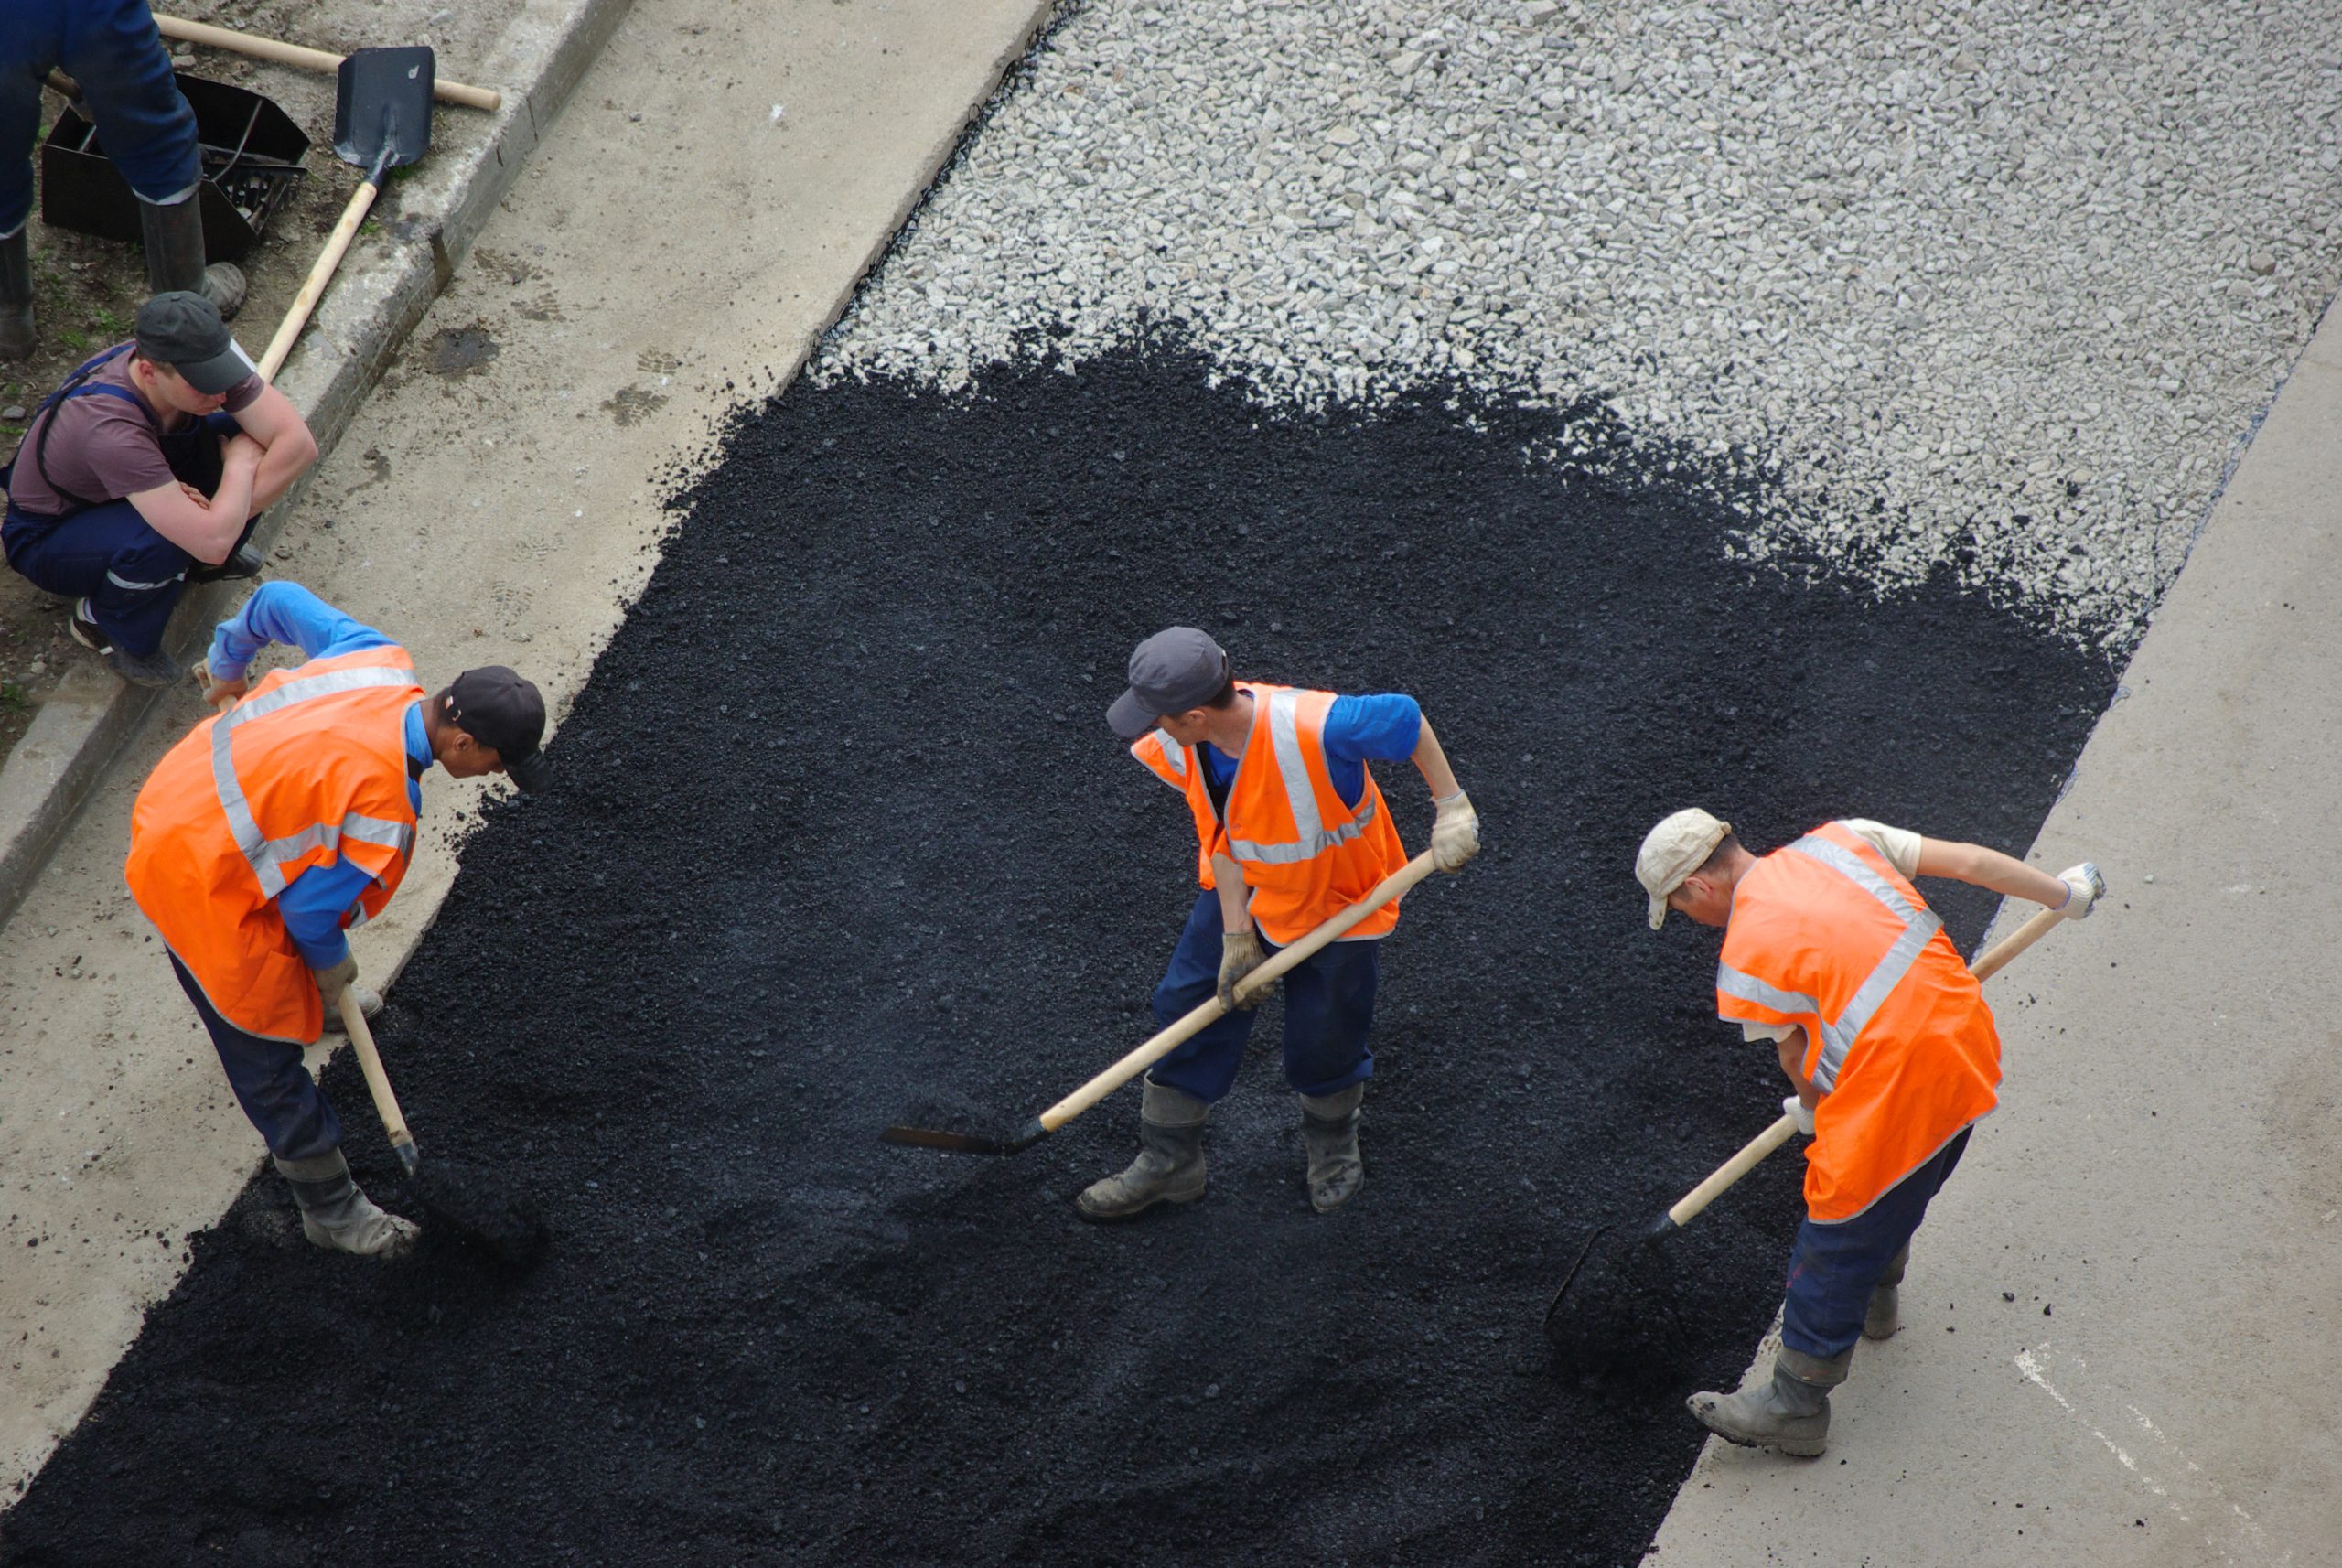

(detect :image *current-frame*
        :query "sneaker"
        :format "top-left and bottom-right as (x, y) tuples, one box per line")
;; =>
(70, 598), (184, 688)
(185, 542), (265, 585)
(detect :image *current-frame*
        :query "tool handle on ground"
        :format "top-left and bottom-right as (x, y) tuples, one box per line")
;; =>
(340, 996), (420, 1175)
(154, 15), (503, 111)
(1035, 851), (1441, 1133)
(1970, 903), (2062, 983)
(1662, 1112), (1798, 1230)
(258, 178), (381, 381)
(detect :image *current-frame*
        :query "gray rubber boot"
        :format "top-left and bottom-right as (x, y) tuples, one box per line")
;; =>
(274, 1149), (418, 1258)
(1686, 1345), (1852, 1458)
(1298, 1082), (1365, 1213)
(137, 197), (246, 319)
(0, 227), (33, 360)
(324, 985), (385, 1033)
(1076, 1079), (1208, 1221)
(1864, 1244), (1910, 1341)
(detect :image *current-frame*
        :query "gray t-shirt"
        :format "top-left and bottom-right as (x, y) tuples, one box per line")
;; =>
(6, 346), (263, 519)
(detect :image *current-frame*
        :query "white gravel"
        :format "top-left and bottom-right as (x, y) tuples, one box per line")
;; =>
(816, 0), (2342, 650)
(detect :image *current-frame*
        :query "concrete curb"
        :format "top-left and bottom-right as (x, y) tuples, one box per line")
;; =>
(0, 0), (638, 935)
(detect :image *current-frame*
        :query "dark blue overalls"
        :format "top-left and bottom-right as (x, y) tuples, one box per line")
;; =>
(0, 0), (199, 238)
(2, 344), (236, 656)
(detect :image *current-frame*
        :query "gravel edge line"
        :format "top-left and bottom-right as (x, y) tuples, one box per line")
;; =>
(0, 0), (640, 937)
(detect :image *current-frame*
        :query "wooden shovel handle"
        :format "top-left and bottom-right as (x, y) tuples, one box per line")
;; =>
(155, 16), (503, 112)
(338, 991), (416, 1162)
(1970, 903), (2063, 983)
(1037, 851), (1443, 1133)
(257, 177), (380, 381)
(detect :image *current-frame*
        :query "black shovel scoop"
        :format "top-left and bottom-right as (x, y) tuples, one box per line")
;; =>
(256, 46), (436, 379)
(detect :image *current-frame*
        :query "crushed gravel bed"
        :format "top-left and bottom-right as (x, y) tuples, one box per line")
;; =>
(821, 0), (2342, 650)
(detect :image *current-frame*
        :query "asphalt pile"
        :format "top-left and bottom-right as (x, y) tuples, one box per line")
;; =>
(0, 349), (2114, 1566)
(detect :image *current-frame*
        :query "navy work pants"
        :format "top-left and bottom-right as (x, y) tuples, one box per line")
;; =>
(1145, 888), (1380, 1103)
(2, 412), (236, 655)
(0, 0), (200, 235)
(168, 953), (342, 1162)
(1780, 1126), (1972, 1359)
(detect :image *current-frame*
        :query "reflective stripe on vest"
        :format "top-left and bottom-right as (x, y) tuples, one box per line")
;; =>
(209, 662), (422, 898)
(1150, 728), (1187, 779)
(1223, 688), (1384, 865)
(1717, 830), (1944, 1093)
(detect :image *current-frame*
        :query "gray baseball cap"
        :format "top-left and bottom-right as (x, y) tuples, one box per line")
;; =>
(1106, 627), (1232, 740)
(134, 291), (256, 394)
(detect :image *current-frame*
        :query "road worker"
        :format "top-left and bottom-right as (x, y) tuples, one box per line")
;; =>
(1080, 626), (1479, 1219)
(124, 582), (548, 1258)
(3, 292), (317, 685)
(1636, 809), (2102, 1455)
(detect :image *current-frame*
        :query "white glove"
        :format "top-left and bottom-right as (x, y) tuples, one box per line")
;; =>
(2055, 862), (2106, 920)
(1218, 929), (1268, 1011)
(1782, 1094), (1815, 1136)
(1431, 789), (1481, 873)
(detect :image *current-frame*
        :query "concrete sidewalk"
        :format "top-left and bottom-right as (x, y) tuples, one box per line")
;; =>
(0, 0), (1052, 1503)
(1648, 304), (2342, 1563)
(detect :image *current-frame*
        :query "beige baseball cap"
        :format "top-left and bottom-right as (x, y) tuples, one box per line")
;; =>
(1637, 808), (1732, 929)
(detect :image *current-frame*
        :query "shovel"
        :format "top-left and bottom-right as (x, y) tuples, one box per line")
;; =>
(1542, 901), (2065, 1343)
(256, 47), (435, 380)
(882, 851), (1443, 1156)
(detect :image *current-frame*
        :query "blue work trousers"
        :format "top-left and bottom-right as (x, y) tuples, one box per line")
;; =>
(2, 412), (235, 655)
(169, 953), (342, 1162)
(1145, 888), (1380, 1103)
(1780, 1126), (1972, 1359)
(0, 0), (199, 235)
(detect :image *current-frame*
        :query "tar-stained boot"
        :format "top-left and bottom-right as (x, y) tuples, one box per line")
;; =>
(1076, 1079), (1208, 1221)
(1864, 1244), (1909, 1341)
(1686, 1345), (1852, 1458)
(138, 197), (246, 318)
(1, 227), (33, 360)
(1298, 1082), (1365, 1213)
(274, 1149), (418, 1258)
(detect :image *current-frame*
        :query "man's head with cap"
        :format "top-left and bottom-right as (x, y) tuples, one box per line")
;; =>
(1636, 808), (1747, 929)
(429, 667), (551, 792)
(131, 291), (257, 413)
(1106, 627), (1237, 742)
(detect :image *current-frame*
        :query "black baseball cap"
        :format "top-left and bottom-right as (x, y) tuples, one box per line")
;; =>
(134, 291), (256, 394)
(1106, 627), (1232, 740)
(445, 667), (550, 791)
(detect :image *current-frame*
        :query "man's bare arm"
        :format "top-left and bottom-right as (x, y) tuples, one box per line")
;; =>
(1913, 837), (2072, 908)
(1776, 1028), (1817, 1105)
(230, 383), (319, 511)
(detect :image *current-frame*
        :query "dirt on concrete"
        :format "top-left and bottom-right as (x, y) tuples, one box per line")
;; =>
(0, 346), (2115, 1566)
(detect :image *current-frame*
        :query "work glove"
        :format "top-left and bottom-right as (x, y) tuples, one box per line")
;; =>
(1782, 1094), (1816, 1137)
(1431, 789), (1481, 873)
(311, 953), (359, 1008)
(1219, 929), (1268, 1011)
(2055, 862), (2106, 920)
(197, 665), (248, 712)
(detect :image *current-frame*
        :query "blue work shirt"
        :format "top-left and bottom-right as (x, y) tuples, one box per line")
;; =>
(1198, 692), (1423, 806)
(208, 583), (430, 971)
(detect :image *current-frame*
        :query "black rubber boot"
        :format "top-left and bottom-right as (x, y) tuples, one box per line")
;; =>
(1686, 1345), (1852, 1458)
(1076, 1079), (1208, 1220)
(274, 1149), (418, 1258)
(1864, 1244), (1909, 1341)
(1298, 1082), (1365, 1213)
(138, 197), (246, 319)
(0, 227), (33, 360)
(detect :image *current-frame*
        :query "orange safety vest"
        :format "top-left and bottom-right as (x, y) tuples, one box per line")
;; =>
(124, 645), (424, 1045)
(1714, 820), (2001, 1223)
(1129, 682), (1410, 945)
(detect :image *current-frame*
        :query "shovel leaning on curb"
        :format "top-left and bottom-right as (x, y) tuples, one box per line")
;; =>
(256, 47), (436, 380)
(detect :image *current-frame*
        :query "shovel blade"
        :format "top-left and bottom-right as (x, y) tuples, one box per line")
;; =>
(879, 1115), (1048, 1156)
(333, 47), (436, 172)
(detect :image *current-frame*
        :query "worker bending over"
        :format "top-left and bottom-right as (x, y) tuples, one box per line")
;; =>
(1082, 627), (1479, 1220)
(1636, 810), (2101, 1455)
(125, 582), (548, 1258)
(3, 291), (316, 685)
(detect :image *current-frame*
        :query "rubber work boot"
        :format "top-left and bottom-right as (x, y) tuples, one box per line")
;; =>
(1298, 1082), (1366, 1213)
(325, 985), (385, 1033)
(69, 597), (185, 688)
(1687, 1346), (1851, 1458)
(0, 227), (33, 360)
(137, 197), (246, 319)
(1864, 1244), (1909, 1341)
(1076, 1079), (1208, 1220)
(274, 1149), (418, 1258)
